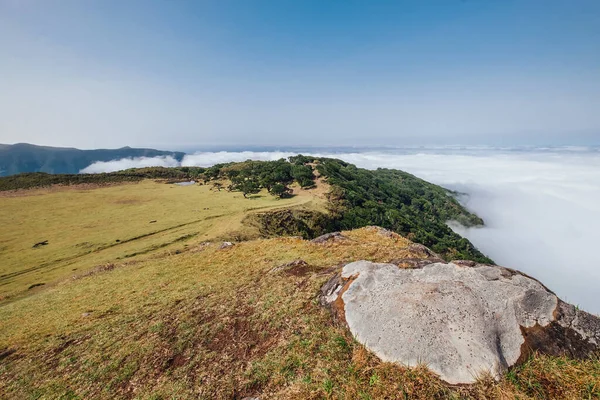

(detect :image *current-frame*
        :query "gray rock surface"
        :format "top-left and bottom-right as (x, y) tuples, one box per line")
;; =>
(323, 260), (600, 385)
(311, 232), (348, 244)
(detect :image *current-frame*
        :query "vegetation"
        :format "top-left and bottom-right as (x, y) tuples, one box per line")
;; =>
(1, 228), (597, 399)
(0, 143), (185, 176)
(204, 159), (315, 196)
(245, 209), (335, 239)
(314, 158), (492, 262)
(291, 164), (317, 188)
(194, 156), (490, 262)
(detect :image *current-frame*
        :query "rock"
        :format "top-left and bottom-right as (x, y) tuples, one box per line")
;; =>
(321, 260), (600, 385)
(219, 242), (234, 249)
(451, 259), (478, 267)
(389, 257), (445, 269)
(407, 243), (441, 258)
(320, 272), (345, 307)
(311, 232), (348, 244)
(365, 226), (397, 238)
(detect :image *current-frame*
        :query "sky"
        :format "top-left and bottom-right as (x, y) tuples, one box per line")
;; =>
(1, 0), (599, 149)
(82, 147), (600, 314)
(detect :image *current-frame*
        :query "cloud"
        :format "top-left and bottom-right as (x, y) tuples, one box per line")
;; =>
(80, 156), (180, 173)
(181, 151), (297, 167)
(79, 147), (600, 314)
(80, 152), (298, 173)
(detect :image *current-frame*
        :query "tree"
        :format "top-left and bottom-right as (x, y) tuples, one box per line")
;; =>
(238, 179), (260, 198)
(291, 164), (315, 188)
(270, 183), (291, 198)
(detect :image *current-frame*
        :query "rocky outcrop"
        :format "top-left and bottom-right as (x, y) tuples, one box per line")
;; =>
(321, 260), (600, 385)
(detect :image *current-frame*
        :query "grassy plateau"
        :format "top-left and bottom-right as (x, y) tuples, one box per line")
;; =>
(0, 180), (323, 301)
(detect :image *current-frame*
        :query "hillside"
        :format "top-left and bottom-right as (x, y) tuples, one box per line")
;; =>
(0, 143), (185, 176)
(1, 227), (599, 399)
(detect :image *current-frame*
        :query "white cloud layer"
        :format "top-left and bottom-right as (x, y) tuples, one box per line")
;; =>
(80, 156), (180, 173)
(80, 148), (600, 314)
(181, 151), (296, 167)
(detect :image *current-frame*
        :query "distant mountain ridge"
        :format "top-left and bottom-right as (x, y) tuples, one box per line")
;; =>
(0, 143), (185, 176)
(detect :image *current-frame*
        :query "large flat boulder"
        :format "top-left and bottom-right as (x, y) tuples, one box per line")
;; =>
(321, 260), (600, 385)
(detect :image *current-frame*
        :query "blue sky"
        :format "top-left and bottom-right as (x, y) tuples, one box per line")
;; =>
(1, 0), (599, 149)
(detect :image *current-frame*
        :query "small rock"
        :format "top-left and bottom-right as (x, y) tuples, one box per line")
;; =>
(407, 243), (441, 258)
(219, 242), (234, 249)
(311, 232), (348, 244)
(452, 260), (478, 267)
(365, 226), (398, 238)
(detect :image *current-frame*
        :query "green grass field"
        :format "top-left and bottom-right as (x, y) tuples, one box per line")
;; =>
(0, 180), (323, 301)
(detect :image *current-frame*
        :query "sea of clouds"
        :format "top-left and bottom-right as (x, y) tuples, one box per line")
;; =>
(81, 147), (600, 314)
(80, 155), (181, 173)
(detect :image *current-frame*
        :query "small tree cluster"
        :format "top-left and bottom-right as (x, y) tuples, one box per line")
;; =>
(192, 157), (317, 199)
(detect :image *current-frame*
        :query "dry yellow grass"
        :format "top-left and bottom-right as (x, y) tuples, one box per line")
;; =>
(1, 225), (598, 399)
(0, 180), (324, 301)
